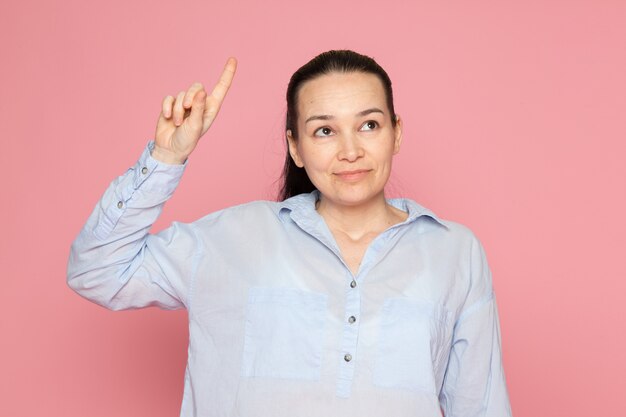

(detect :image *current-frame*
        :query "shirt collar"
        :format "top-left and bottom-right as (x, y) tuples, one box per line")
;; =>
(277, 190), (449, 230)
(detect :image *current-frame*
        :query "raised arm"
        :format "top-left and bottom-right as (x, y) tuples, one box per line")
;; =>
(66, 58), (237, 311)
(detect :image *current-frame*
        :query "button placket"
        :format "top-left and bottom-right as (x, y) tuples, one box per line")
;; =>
(336, 272), (362, 398)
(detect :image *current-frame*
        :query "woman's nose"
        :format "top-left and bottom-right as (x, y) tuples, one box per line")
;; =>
(337, 133), (364, 161)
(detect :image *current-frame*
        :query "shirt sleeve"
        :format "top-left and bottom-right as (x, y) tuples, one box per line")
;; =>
(439, 235), (513, 417)
(66, 140), (201, 311)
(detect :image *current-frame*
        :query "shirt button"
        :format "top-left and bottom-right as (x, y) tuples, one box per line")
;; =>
(344, 353), (352, 362)
(350, 280), (357, 288)
(141, 166), (148, 174)
(348, 316), (356, 324)
(117, 201), (123, 208)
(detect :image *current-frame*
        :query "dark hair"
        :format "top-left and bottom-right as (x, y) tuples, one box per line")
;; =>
(278, 49), (397, 201)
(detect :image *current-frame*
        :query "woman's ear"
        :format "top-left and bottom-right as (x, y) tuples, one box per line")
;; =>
(393, 115), (403, 154)
(286, 130), (304, 168)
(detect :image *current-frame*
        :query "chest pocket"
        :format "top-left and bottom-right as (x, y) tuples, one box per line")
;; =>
(373, 297), (453, 393)
(240, 286), (328, 380)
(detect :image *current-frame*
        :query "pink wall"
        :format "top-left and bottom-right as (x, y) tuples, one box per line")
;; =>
(2, 1), (625, 415)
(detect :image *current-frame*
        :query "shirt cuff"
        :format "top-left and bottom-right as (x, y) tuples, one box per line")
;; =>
(134, 140), (188, 196)
(91, 140), (189, 241)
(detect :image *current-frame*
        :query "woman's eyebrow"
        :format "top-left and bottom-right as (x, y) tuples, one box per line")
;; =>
(304, 107), (385, 124)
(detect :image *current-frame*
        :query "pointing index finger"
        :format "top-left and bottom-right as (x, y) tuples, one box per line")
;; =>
(209, 57), (237, 105)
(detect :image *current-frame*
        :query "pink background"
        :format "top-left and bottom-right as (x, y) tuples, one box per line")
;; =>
(2, 1), (625, 416)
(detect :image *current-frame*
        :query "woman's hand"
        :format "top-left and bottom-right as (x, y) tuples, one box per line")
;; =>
(152, 57), (237, 164)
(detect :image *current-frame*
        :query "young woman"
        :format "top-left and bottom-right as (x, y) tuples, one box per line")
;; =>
(68, 50), (512, 416)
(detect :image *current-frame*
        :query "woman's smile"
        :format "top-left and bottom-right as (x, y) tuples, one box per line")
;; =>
(334, 169), (372, 182)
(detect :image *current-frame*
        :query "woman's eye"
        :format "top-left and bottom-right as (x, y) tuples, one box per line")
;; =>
(314, 127), (333, 137)
(361, 120), (379, 131)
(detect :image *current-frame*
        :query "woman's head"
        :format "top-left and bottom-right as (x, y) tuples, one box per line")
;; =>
(280, 50), (399, 199)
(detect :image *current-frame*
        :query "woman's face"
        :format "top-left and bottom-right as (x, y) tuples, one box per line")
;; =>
(287, 71), (402, 208)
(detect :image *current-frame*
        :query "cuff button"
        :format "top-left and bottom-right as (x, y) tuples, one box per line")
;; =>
(117, 201), (123, 209)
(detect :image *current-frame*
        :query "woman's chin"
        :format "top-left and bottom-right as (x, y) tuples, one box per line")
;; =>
(318, 187), (385, 209)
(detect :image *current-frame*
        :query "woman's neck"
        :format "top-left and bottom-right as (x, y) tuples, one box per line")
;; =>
(315, 192), (408, 241)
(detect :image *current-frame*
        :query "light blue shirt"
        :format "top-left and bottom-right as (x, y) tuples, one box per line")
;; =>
(67, 140), (513, 417)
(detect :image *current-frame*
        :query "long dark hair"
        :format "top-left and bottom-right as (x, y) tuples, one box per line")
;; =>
(278, 50), (397, 201)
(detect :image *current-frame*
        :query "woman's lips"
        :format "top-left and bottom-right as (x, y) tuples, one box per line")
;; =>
(334, 169), (371, 181)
